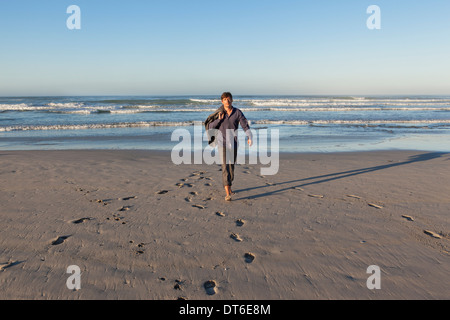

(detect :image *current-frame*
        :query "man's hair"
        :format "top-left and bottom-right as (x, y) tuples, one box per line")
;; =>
(221, 92), (233, 101)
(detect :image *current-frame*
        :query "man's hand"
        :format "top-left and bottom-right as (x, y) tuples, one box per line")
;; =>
(248, 138), (253, 146)
(218, 112), (224, 120)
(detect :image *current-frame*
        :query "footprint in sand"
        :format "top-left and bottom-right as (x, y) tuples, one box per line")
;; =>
(424, 230), (442, 239)
(401, 215), (414, 221)
(72, 217), (93, 224)
(51, 235), (70, 246)
(236, 219), (245, 227)
(174, 279), (184, 290)
(93, 199), (108, 205)
(119, 196), (137, 201)
(135, 242), (146, 254)
(192, 204), (206, 209)
(108, 213), (126, 224)
(191, 171), (205, 177)
(156, 190), (169, 194)
(216, 211), (226, 217)
(244, 252), (255, 263)
(308, 194), (324, 198)
(203, 280), (217, 295)
(368, 203), (383, 209)
(0, 260), (23, 272)
(118, 205), (133, 211)
(230, 233), (243, 242)
(176, 183), (194, 188)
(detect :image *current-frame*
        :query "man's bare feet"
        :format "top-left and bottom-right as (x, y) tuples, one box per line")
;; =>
(225, 185), (233, 201)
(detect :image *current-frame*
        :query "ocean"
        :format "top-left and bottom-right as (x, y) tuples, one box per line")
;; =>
(1, 95), (449, 153)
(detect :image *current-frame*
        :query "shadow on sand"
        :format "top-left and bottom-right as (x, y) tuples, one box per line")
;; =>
(234, 152), (447, 201)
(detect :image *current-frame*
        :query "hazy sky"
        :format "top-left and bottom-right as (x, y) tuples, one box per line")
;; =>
(1, 0), (449, 96)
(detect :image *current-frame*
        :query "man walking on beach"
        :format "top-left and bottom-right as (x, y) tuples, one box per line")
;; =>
(206, 92), (253, 201)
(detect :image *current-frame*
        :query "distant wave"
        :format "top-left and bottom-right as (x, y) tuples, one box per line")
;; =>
(2, 103), (450, 114)
(2, 119), (450, 132)
(98, 98), (211, 106)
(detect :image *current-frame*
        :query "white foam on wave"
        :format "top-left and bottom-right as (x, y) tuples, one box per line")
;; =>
(2, 98), (449, 113)
(2, 119), (450, 132)
(0, 104), (48, 111)
(246, 99), (450, 107)
(0, 121), (198, 132)
(252, 119), (450, 126)
(48, 106), (450, 114)
(47, 102), (85, 108)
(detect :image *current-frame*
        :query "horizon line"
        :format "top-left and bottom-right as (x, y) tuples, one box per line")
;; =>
(2, 93), (450, 98)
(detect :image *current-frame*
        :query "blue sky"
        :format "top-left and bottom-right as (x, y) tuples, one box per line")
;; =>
(1, 0), (449, 96)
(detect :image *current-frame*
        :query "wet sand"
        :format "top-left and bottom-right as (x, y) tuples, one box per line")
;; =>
(0, 149), (448, 299)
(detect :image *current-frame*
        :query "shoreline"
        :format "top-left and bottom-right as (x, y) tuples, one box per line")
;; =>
(0, 149), (448, 299)
(1, 147), (448, 154)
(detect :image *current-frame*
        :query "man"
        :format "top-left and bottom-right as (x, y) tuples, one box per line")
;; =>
(207, 92), (253, 201)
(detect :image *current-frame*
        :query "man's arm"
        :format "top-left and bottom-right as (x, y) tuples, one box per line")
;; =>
(208, 112), (224, 129)
(238, 111), (253, 146)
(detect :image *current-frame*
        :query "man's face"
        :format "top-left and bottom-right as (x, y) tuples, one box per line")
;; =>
(222, 97), (232, 108)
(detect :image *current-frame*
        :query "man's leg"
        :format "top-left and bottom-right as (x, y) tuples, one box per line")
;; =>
(221, 145), (237, 199)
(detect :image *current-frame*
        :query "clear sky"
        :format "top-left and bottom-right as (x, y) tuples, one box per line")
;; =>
(1, 0), (449, 96)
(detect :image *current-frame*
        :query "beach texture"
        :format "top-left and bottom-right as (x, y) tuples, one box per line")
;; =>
(0, 150), (448, 299)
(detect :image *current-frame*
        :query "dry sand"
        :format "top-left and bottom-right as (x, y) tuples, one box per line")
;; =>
(0, 149), (448, 300)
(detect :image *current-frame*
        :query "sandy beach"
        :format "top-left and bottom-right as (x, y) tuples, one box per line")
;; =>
(0, 149), (448, 300)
